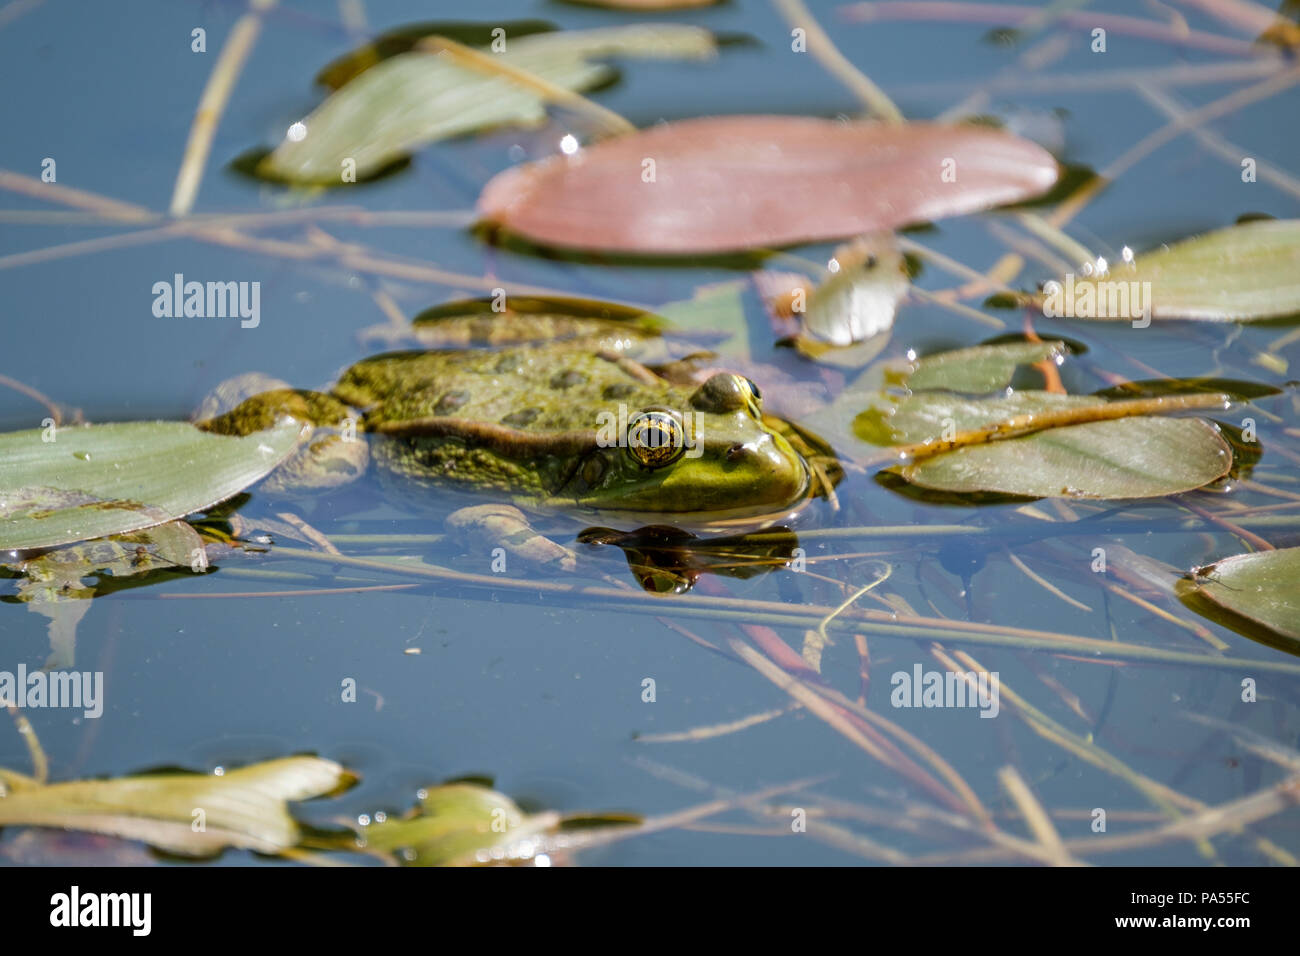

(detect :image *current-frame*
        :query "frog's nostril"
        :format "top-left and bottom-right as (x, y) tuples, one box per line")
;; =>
(726, 443), (746, 461)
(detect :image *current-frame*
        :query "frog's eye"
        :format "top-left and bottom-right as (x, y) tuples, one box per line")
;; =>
(626, 410), (686, 468)
(689, 373), (759, 414)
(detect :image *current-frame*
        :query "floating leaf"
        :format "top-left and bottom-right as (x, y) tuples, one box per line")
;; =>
(0, 757), (347, 857)
(810, 338), (1234, 499)
(801, 340), (1073, 456)
(1038, 219), (1300, 322)
(855, 390), (1101, 446)
(478, 116), (1059, 254)
(903, 339), (1067, 393)
(0, 420), (303, 551)
(260, 25), (717, 184)
(1184, 547), (1300, 645)
(894, 414), (1232, 498)
(314, 20), (558, 89)
(359, 782), (561, 866)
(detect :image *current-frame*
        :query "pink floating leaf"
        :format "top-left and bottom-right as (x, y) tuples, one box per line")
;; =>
(477, 115), (1059, 254)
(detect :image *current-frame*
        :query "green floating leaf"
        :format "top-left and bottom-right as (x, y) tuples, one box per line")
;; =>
(894, 415), (1232, 499)
(260, 24), (716, 185)
(0, 757), (347, 857)
(855, 390), (1098, 446)
(359, 782), (560, 866)
(314, 19), (558, 89)
(903, 339), (1067, 393)
(1184, 547), (1300, 645)
(1040, 219), (1300, 322)
(801, 337), (1068, 449)
(0, 420), (302, 551)
(817, 338), (1234, 498)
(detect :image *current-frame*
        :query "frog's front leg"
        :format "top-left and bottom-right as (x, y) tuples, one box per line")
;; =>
(193, 373), (368, 495)
(444, 504), (577, 573)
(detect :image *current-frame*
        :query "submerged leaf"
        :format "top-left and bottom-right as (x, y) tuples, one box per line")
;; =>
(7, 521), (204, 668)
(478, 116), (1059, 253)
(0, 757), (347, 857)
(0, 420), (302, 551)
(1184, 547), (1300, 644)
(1039, 219), (1300, 322)
(260, 24), (717, 184)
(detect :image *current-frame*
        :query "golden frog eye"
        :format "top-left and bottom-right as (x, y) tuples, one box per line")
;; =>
(626, 410), (686, 468)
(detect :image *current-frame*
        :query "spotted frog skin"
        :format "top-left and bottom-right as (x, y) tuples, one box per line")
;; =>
(198, 302), (834, 527)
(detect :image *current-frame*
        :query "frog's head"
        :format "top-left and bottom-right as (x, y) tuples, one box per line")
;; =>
(555, 373), (814, 522)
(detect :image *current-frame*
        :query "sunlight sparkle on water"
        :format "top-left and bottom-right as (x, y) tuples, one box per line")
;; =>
(287, 122), (307, 142)
(559, 134), (580, 155)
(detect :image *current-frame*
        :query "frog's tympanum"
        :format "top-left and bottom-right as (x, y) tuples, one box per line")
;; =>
(197, 298), (840, 540)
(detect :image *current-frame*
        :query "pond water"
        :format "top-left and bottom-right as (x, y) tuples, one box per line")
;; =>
(1, 0), (1298, 866)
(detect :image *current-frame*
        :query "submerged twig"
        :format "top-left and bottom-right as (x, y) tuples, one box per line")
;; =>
(773, 0), (904, 122)
(1, 698), (47, 787)
(170, 0), (278, 216)
(635, 706), (798, 743)
(998, 765), (1084, 866)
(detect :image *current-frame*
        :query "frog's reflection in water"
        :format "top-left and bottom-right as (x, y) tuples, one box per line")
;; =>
(578, 524), (799, 594)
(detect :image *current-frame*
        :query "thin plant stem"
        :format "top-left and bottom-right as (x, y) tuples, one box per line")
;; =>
(772, 0), (904, 122)
(170, 0), (278, 216)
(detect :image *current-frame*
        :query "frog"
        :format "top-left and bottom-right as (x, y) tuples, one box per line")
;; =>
(195, 297), (840, 554)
